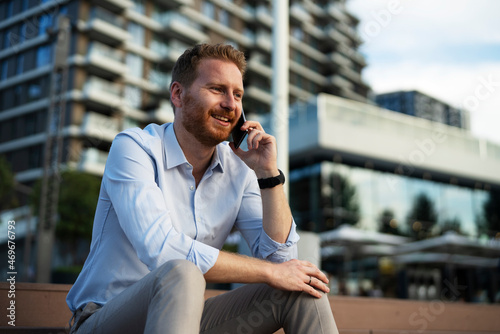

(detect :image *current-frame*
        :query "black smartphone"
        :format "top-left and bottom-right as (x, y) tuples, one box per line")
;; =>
(231, 110), (247, 149)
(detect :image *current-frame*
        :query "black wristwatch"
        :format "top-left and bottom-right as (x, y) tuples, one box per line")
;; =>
(258, 169), (285, 189)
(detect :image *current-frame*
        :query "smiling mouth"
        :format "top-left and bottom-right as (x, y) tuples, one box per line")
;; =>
(212, 114), (231, 123)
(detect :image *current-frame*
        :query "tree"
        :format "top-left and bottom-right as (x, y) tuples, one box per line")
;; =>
(479, 190), (500, 238)
(378, 208), (403, 235)
(0, 155), (18, 211)
(323, 172), (360, 229)
(440, 217), (463, 236)
(406, 193), (438, 240)
(31, 170), (101, 265)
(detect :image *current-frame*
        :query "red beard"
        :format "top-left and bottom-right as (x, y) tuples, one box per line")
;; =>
(180, 92), (237, 147)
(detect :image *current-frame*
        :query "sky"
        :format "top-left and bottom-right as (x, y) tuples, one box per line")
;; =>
(346, 0), (500, 144)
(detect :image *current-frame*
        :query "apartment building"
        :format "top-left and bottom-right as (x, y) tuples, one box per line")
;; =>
(0, 0), (369, 189)
(375, 90), (470, 130)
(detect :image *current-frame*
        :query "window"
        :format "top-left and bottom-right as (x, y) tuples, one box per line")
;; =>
(28, 82), (42, 101)
(16, 54), (24, 75)
(150, 34), (168, 56)
(22, 0), (29, 11)
(124, 85), (142, 108)
(37, 44), (52, 67)
(202, 1), (215, 19)
(6, 1), (13, 18)
(220, 9), (230, 27)
(25, 114), (37, 136)
(127, 22), (144, 46)
(126, 53), (143, 78)
(1, 61), (7, 80)
(19, 23), (26, 44)
(132, 0), (145, 14)
(4, 28), (15, 49)
(39, 13), (53, 36)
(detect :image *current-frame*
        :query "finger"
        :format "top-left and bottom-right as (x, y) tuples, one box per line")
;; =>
(308, 276), (330, 294)
(302, 263), (329, 285)
(247, 130), (264, 150)
(304, 281), (324, 299)
(242, 121), (264, 132)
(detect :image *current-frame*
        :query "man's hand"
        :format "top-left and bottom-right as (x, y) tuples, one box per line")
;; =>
(229, 121), (277, 178)
(268, 259), (330, 299)
(205, 252), (330, 299)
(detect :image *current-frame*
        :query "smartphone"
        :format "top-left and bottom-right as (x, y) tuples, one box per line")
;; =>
(231, 110), (247, 149)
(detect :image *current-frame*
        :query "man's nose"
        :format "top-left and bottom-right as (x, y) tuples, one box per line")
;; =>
(220, 94), (237, 111)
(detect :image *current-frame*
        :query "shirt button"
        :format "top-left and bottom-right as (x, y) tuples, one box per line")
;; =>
(189, 186), (195, 191)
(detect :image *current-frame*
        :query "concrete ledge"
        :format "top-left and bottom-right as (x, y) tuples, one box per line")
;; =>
(1, 283), (500, 333)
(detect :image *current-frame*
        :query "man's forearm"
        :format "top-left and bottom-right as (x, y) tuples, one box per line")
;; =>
(204, 250), (272, 284)
(260, 182), (293, 244)
(204, 250), (330, 299)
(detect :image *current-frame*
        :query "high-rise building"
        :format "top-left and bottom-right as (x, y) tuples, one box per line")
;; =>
(0, 0), (369, 189)
(375, 90), (470, 130)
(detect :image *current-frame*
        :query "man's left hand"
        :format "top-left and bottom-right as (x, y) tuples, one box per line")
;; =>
(229, 121), (278, 178)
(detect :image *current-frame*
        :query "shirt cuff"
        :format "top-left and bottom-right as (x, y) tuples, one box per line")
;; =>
(257, 221), (300, 262)
(187, 240), (220, 274)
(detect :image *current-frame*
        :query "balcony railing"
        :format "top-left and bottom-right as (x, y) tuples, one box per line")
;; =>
(82, 111), (120, 142)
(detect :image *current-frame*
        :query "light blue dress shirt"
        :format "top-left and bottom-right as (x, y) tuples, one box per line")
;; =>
(67, 123), (299, 312)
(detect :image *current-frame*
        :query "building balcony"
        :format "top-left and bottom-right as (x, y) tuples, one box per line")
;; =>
(247, 55), (272, 78)
(325, 3), (347, 22)
(255, 5), (273, 27)
(84, 42), (127, 79)
(82, 76), (122, 111)
(289, 60), (326, 86)
(149, 99), (175, 124)
(289, 94), (500, 187)
(156, 12), (207, 43)
(244, 85), (272, 105)
(81, 111), (121, 142)
(328, 52), (352, 68)
(290, 3), (312, 23)
(155, 0), (193, 9)
(338, 66), (363, 85)
(83, 7), (130, 46)
(324, 26), (351, 45)
(254, 31), (272, 51)
(79, 147), (109, 176)
(326, 74), (353, 90)
(336, 21), (363, 44)
(90, 0), (134, 13)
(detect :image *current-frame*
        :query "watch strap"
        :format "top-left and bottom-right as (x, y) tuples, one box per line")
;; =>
(258, 169), (285, 189)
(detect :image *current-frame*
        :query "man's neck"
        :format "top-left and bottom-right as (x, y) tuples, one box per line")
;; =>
(173, 122), (216, 186)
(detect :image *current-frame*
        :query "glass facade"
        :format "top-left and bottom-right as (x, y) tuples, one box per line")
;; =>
(290, 161), (491, 239)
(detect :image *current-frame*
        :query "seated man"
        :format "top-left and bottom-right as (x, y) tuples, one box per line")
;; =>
(67, 43), (338, 334)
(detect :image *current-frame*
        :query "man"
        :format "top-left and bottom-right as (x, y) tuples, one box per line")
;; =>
(67, 43), (338, 333)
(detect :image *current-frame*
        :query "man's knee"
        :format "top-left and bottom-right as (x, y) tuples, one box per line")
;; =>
(154, 259), (206, 292)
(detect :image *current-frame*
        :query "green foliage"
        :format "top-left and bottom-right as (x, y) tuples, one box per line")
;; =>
(378, 208), (404, 236)
(0, 155), (18, 211)
(440, 217), (463, 236)
(481, 190), (500, 237)
(325, 172), (360, 227)
(55, 171), (101, 242)
(31, 170), (101, 263)
(406, 193), (438, 240)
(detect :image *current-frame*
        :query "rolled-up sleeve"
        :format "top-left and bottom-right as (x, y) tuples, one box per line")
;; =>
(104, 132), (219, 274)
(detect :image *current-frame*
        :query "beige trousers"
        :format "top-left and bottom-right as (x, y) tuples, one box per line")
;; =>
(69, 259), (339, 334)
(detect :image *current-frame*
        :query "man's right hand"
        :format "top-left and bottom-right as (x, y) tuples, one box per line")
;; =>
(267, 259), (330, 299)
(205, 252), (330, 299)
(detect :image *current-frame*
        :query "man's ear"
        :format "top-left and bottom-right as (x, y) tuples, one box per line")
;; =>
(170, 82), (183, 109)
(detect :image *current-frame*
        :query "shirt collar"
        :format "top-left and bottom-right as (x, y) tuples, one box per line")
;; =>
(164, 123), (224, 173)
